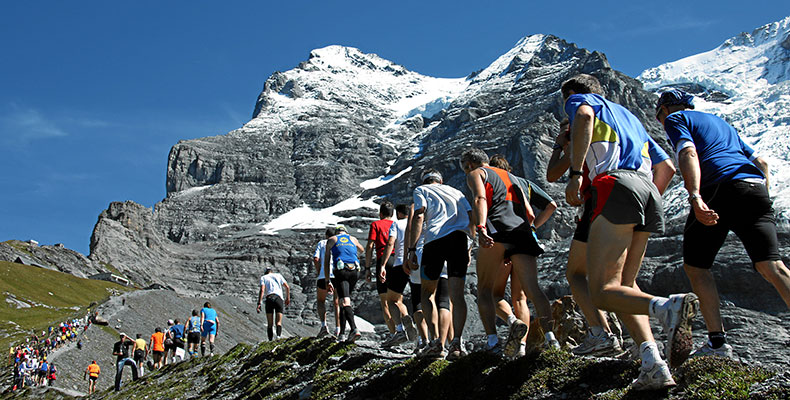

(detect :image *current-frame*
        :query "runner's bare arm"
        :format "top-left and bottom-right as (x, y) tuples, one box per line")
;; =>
(467, 170), (494, 247)
(677, 147), (719, 225)
(752, 156), (770, 189)
(547, 131), (571, 182)
(380, 234), (397, 282)
(532, 200), (557, 229)
(323, 236), (337, 291)
(256, 284), (265, 313)
(364, 233), (375, 280)
(652, 158), (676, 195)
(283, 281), (290, 306)
(566, 105), (593, 206)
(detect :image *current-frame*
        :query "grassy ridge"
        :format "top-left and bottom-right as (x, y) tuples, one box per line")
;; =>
(0, 260), (130, 350)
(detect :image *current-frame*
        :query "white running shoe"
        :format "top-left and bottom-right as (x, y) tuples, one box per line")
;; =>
(402, 315), (418, 342)
(572, 331), (623, 356)
(316, 325), (330, 338)
(631, 361), (676, 391)
(690, 342), (734, 359)
(445, 338), (467, 361)
(659, 293), (699, 368)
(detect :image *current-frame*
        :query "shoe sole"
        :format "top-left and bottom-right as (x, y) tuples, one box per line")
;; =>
(504, 321), (529, 358)
(402, 315), (418, 341)
(632, 378), (677, 391)
(667, 294), (698, 368)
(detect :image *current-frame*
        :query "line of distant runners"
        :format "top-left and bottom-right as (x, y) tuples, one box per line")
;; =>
(286, 75), (790, 391)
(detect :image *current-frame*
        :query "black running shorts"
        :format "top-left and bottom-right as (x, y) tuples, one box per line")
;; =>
(317, 279), (327, 291)
(591, 169), (664, 233)
(421, 230), (470, 281)
(375, 256), (394, 295)
(264, 295), (284, 314)
(385, 264), (410, 294)
(491, 224), (544, 258)
(684, 179), (780, 269)
(187, 332), (200, 345)
(409, 282), (422, 312)
(572, 198), (593, 243)
(331, 269), (359, 299)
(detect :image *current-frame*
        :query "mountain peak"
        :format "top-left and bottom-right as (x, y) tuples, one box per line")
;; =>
(305, 45), (408, 75)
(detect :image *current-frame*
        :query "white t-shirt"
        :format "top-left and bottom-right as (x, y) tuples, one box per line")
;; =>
(388, 218), (407, 266)
(260, 273), (287, 300)
(413, 183), (472, 244)
(313, 240), (334, 280)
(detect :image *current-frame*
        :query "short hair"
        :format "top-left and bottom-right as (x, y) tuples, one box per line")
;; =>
(191, 309), (198, 316)
(136, 333), (142, 339)
(460, 148), (489, 167)
(204, 302), (211, 308)
(174, 319), (180, 324)
(395, 204), (409, 216)
(379, 201), (394, 218)
(489, 154), (512, 172)
(421, 168), (443, 184)
(155, 327), (162, 333)
(324, 227), (335, 238)
(561, 74), (603, 99)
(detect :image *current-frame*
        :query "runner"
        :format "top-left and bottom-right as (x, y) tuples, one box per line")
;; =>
(149, 327), (165, 369)
(257, 267), (291, 341)
(403, 204), (430, 352)
(112, 333), (138, 392)
(379, 204), (418, 347)
(313, 227), (341, 338)
(365, 201), (397, 342)
(407, 169), (473, 360)
(168, 319), (186, 363)
(489, 154), (558, 357)
(132, 333), (147, 376)
(200, 302), (219, 356)
(562, 74), (697, 389)
(461, 149), (557, 356)
(324, 225), (365, 342)
(185, 310), (202, 358)
(547, 118), (675, 357)
(656, 89), (790, 357)
(84, 360), (100, 395)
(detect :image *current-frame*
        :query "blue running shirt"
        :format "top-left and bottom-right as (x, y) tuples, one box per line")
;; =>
(663, 110), (763, 186)
(565, 94), (653, 181)
(331, 233), (359, 266)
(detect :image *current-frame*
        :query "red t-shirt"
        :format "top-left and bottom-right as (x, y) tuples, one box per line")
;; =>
(368, 219), (395, 259)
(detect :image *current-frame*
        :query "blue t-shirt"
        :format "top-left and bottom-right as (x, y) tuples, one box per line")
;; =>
(664, 110), (763, 186)
(201, 307), (217, 323)
(331, 233), (359, 267)
(565, 93), (653, 180)
(169, 324), (185, 339)
(187, 316), (201, 333)
(647, 137), (670, 165)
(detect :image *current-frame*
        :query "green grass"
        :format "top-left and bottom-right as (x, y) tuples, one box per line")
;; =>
(0, 260), (131, 349)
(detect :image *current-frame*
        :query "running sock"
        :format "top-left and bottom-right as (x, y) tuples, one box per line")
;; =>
(648, 297), (671, 320)
(639, 341), (662, 369)
(268, 326), (274, 341)
(334, 327), (341, 336)
(545, 331), (557, 343)
(708, 332), (727, 349)
(487, 334), (498, 348)
(276, 325), (282, 337)
(507, 314), (517, 326)
(339, 311), (347, 335)
(590, 326), (604, 337)
(396, 324), (404, 332)
(344, 306), (357, 331)
(209, 343), (215, 354)
(200, 344), (206, 356)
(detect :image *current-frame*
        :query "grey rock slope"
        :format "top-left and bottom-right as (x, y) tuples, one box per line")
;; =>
(84, 31), (790, 371)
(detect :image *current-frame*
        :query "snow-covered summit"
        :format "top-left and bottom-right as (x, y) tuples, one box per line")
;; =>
(638, 16), (790, 220)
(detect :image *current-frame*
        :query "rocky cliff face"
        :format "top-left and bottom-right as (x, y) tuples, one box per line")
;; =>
(84, 21), (790, 373)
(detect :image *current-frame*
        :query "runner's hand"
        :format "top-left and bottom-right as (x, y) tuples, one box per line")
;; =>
(691, 198), (719, 226)
(408, 251), (419, 270)
(478, 229), (495, 248)
(565, 175), (584, 206)
(379, 267), (386, 283)
(285, 298), (290, 306)
(402, 264), (411, 276)
(327, 282), (335, 295)
(256, 304), (261, 314)
(365, 270), (372, 283)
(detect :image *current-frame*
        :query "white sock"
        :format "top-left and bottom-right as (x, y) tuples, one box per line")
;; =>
(334, 327), (340, 335)
(545, 331), (556, 342)
(396, 324), (404, 332)
(487, 334), (498, 348)
(649, 297), (670, 320)
(639, 341), (662, 369)
(590, 326), (604, 337)
(507, 314), (517, 326)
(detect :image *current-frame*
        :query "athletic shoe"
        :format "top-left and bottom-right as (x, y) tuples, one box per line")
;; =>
(572, 331), (623, 356)
(660, 293), (699, 368)
(517, 343), (526, 357)
(504, 319), (529, 358)
(630, 362), (676, 391)
(690, 342), (733, 359)
(413, 341), (427, 355)
(486, 340), (504, 356)
(445, 338), (467, 361)
(317, 325), (330, 338)
(346, 330), (361, 343)
(543, 338), (560, 351)
(402, 315), (418, 342)
(418, 340), (446, 359)
(383, 331), (408, 347)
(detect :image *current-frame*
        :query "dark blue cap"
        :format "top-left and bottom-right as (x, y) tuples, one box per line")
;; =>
(656, 89), (695, 111)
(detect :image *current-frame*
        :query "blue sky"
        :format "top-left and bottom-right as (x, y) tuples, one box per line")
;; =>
(2, 1), (788, 254)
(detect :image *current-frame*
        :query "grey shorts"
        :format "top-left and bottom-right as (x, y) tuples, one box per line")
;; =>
(591, 169), (664, 234)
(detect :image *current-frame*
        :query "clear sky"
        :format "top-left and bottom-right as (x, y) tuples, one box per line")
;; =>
(2, 1), (788, 254)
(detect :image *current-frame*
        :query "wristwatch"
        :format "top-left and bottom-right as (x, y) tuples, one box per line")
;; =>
(569, 170), (583, 178)
(688, 193), (702, 203)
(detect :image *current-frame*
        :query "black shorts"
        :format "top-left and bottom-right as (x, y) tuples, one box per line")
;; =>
(133, 349), (145, 362)
(421, 230), (470, 280)
(187, 332), (200, 344)
(409, 282), (422, 312)
(90, 376), (98, 382)
(684, 179), (780, 269)
(265, 295), (285, 314)
(572, 198), (593, 243)
(375, 256), (394, 294)
(331, 269), (359, 299)
(173, 338), (185, 349)
(152, 350), (164, 358)
(436, 277), (450, 311)
(491, 225), (544, 258)
(385, 265), (410, 294)
(317, 279), (327, 291)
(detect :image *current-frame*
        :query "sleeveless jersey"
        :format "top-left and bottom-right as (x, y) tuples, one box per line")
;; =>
(331, 233), (359, 268)
(482, 166), (535, 234)
(187, 316), (201, 333)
